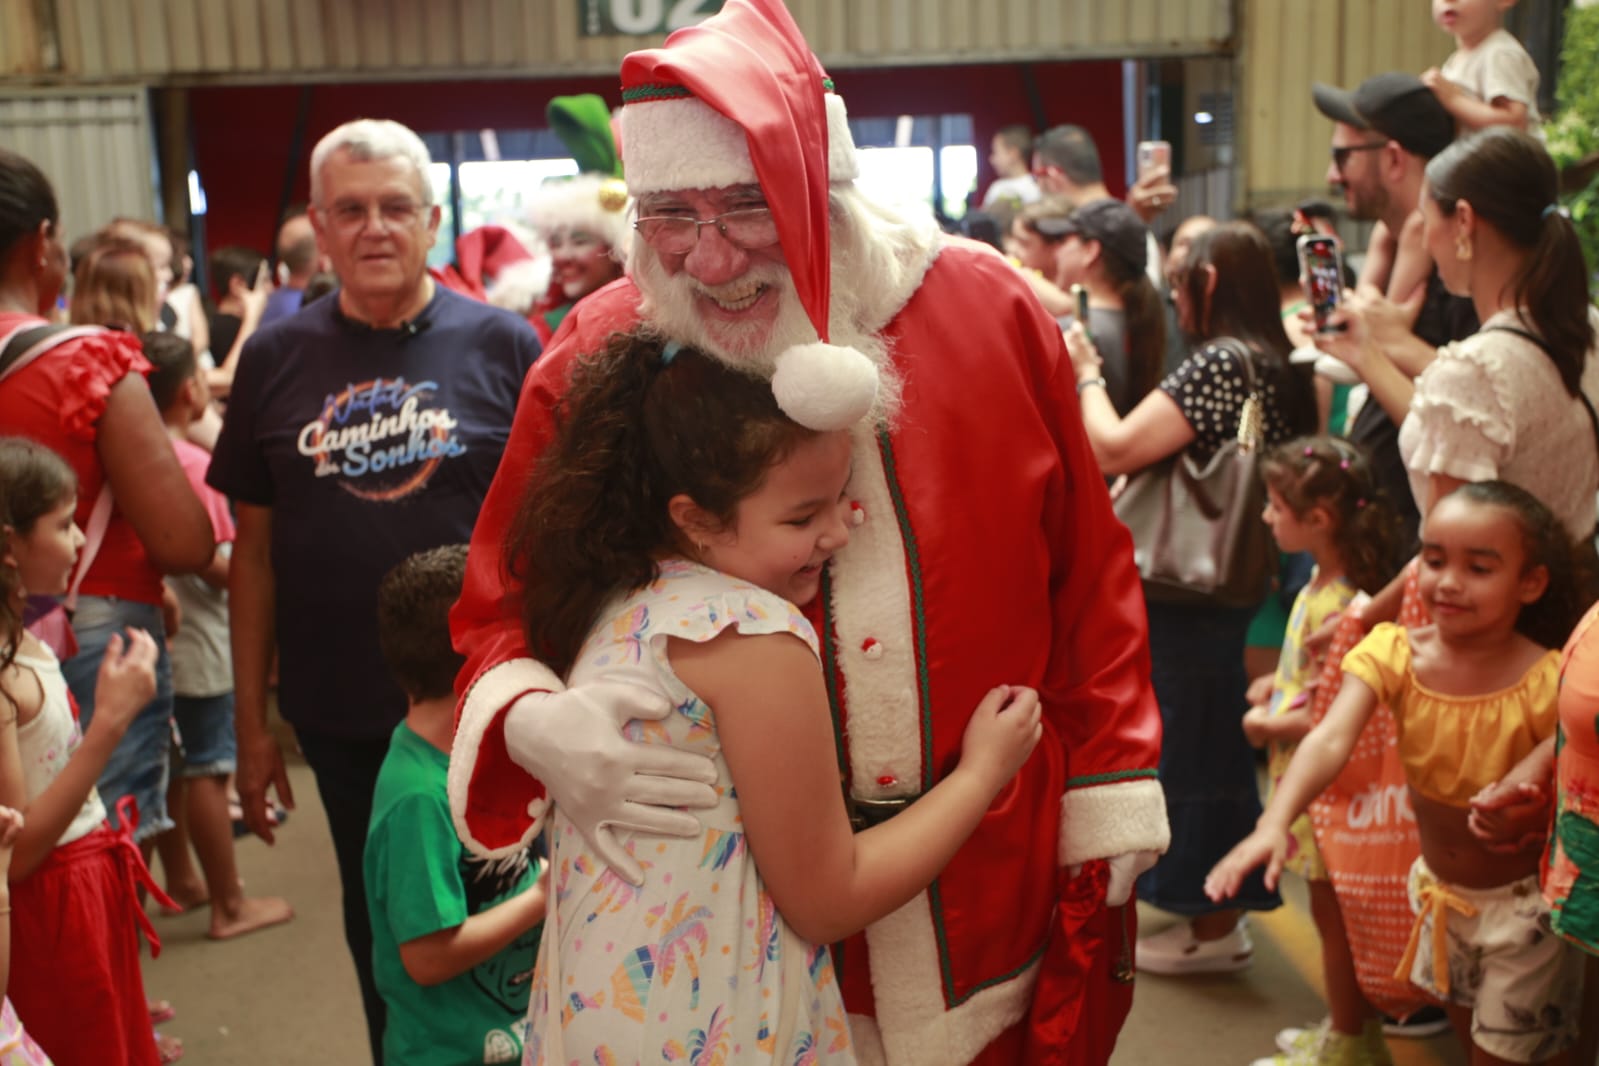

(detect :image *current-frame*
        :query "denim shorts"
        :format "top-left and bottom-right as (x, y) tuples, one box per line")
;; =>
(173, 692), (237, 778)
(60, 596), (175, 842)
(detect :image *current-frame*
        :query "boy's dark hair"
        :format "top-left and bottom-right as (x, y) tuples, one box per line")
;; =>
(376, 544), (469, 702)
(1032, 125), (1103, 185)
(1440, 481), (1596, 649)
(140, 330), (198, 413)
(508, 332), (817, 677)
(1260, 436), (1401, 593)
(209, 245), (266, 299)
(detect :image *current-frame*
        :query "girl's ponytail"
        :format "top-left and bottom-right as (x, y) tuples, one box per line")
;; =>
(509, 334), (676, 678)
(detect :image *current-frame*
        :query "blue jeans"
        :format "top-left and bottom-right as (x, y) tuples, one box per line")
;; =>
(61, 596), (175, 842)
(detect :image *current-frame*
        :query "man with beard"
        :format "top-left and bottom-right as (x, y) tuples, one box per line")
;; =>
(446, 2), (1166, 1063)
(1311, 72), (1478, 548)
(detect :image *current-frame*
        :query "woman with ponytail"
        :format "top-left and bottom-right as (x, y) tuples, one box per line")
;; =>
(1325, 127), (1599, 546)
(1046, 199), (1166, 414)
(505, 332), (1043, 1063)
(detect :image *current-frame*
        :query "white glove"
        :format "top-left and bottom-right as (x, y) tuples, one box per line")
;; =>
(1066, 849), (1161, 907)
(503, 681), (719, 886)
(1104, 849), (1160, 907)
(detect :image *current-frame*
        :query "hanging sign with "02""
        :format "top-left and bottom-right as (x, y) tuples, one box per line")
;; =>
(578, 0), (725, 36)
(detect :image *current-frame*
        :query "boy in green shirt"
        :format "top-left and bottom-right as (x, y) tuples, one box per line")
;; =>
(365, 545), (546, 1065)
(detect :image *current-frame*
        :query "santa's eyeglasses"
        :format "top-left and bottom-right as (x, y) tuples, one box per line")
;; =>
(633, 207), (779, 255)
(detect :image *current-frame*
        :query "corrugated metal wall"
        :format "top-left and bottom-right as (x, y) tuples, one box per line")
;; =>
(1241, 0), (1453, 209)
(0, 89), (157, 242)
(2, 0), (1233, 83)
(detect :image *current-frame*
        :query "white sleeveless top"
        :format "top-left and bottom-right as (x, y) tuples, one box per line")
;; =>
(14, 644), (107, 848)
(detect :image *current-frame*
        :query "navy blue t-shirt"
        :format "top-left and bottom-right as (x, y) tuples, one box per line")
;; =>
(208, 285), (541, 739)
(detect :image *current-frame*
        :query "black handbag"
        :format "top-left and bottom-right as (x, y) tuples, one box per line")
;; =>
(1112, 339), (1275, 608)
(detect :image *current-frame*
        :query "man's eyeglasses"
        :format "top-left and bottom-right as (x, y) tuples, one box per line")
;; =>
(326, 198), (426, 230)
(633, 207), (779, 255)
(1330, 142), (1388, 173)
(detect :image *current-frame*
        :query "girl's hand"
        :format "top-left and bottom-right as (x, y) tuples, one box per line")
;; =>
(0, 805), (24, 870)
(1467, 780), (1551, 855)
(957, 685), (1043, 794)
(1205, 826), (1289, 901)
(1064, 322), (1101, 380)
(89, 628), (158, 737)
(1240, 705), (1273, 749)
(1245, 673), (1276, 707)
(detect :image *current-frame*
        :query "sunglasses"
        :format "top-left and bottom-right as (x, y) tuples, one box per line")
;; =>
(1330, 142), (1388, 173)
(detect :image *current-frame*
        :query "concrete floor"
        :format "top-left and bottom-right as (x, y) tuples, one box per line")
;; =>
(144, 754), (1470, 1066)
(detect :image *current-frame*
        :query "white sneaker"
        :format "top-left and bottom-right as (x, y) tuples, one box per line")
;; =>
(1276, 1018), (1330, 1054)
(1250, 1020), (1394, 1066)
(1135, 917), (1253, 975)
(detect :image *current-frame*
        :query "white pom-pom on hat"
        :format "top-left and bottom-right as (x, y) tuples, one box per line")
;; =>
(771, 343), (880, 431)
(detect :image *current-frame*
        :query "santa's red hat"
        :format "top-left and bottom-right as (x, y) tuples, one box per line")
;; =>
(618, 0), (875, 431)
(618, 0), (859, 349)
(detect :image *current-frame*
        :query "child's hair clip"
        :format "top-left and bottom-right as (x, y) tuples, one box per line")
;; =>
(1304, 445), (1315, 456)
(1339, 459), (1350, 470)
(1356, 498), (1367, 509)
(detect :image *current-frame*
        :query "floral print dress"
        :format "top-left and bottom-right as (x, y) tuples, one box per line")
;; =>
(524, 560), (854, 1065)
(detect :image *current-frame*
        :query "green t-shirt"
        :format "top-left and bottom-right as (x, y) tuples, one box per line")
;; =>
(364, 723), (542, 1065)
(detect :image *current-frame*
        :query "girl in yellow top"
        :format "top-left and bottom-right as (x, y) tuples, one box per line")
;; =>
(1240, 437), (1400, 1065)
(1209, 481), (1589, 1066)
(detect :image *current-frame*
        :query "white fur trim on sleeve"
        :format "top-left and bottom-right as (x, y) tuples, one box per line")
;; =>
(448, 657), (565, 861)
(1058, 776), (1171, 868)
(621, 93), (860, 196)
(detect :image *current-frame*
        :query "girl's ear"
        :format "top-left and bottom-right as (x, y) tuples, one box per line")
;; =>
(1454, 199), (1476, 244)
(666, 493), (719, 546)
(1518, 562), (1550, 606)
(1304, 505), (1334, 532)
(1200, 263), (1219, 334)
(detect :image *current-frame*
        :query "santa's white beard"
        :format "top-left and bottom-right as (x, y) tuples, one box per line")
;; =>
(631, 235), (901, 424)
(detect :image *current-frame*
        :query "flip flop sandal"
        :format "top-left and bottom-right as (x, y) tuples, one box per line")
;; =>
(148, 1001), (177, 1025)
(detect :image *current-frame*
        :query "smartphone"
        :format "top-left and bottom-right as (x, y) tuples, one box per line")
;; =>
(1071, 283), (1090, 326)
(1297, 234), (1344, 333)
(1137, 140), (1171, 181)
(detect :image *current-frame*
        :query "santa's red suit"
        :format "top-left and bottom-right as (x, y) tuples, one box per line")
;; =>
(447, 227), (1166, 1064)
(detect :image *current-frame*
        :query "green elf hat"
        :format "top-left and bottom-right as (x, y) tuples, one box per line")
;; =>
(546, 94), (622, 178)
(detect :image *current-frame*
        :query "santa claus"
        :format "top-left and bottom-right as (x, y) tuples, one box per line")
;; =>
(447, 2), (1167, 1063)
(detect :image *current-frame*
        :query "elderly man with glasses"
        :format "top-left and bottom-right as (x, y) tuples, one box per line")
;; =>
(208, 118), (543, 1063)
(447, 2), (1168, 1064)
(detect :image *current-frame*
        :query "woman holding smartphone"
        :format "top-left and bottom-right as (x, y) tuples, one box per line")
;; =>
(1045, 199), (1165, 415)
(1066, 221), (1318, 974)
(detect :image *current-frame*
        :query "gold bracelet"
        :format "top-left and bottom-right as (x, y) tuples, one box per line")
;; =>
(0, 906), (11, 916)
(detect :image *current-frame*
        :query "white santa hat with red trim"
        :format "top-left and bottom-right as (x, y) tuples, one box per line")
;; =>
(618, 0), (877, 432)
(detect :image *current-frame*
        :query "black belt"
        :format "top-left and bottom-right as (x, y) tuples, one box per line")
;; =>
(846, 792), (918, 832)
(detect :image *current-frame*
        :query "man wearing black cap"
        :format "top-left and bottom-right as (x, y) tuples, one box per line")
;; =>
(1311, 71), (1477, 549)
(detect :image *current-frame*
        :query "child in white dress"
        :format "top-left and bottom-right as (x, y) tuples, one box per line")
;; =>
(505, 335), (1042, 1065)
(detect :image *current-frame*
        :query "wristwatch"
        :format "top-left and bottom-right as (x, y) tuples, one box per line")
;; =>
(1076, 376), (1107, 395)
